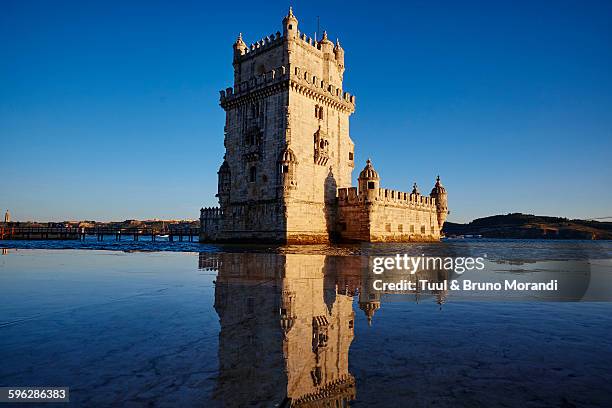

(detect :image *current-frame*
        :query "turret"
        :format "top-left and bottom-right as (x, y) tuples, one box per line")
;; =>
(334, 38), (345, 72)
(280, 289), (296, 337)
(358, 159), (380, 202)
(282, 6), (298, 39)
(319, 31), (334, 54)
(430, 176), (448, 231)
(233, 33), (247, 60)
(216, 160), (231, 207)
(358, 300), (380, 327)
(232, 33), (247, 83)
(278, 146), (298, 192)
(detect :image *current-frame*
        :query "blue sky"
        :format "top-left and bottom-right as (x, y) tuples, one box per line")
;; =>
(1, 0), (611, 223)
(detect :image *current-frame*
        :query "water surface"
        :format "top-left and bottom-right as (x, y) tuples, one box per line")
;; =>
(0, 240), (611, 407)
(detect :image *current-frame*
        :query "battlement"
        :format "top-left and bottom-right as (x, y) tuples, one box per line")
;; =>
(200, 207), (223, 219)
(234, 30), (343, 62)
(220, 65), (289, 106)
(337, 187), (437, 208)
(235, 32), (284, 60)
(377, 188), (436, 207)
(297, 31), (321, 50)
(219, 64), (355, 110)
(292, 66), (355, 105)
(337, 187), (359, 204)
(295, 31), (338, 55)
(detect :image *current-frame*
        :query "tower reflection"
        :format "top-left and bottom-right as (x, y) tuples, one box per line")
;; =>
(198, 252), (449, 407)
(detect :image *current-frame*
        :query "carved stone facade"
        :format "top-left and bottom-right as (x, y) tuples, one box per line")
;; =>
(200, 8), (448, 243)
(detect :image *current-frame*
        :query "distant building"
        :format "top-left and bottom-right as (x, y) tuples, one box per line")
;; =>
(4, 210), (10, 223)
(200, 8), (448, 243)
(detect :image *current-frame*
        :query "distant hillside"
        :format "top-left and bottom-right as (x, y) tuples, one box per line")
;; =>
(443, 213), (612, 240)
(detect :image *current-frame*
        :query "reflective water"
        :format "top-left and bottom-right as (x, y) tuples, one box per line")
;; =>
(0, 241), (611, 407)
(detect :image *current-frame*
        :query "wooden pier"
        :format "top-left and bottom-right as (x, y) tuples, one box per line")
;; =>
(0, 226), (200, 242)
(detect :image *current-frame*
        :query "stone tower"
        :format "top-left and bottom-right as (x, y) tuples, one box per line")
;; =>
(213, 8), (356, 243)
(201, 7), (448, 243)
(4, 210), (10, 223)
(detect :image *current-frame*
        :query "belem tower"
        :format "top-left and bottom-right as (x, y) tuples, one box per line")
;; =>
(200, 8), (448, 244)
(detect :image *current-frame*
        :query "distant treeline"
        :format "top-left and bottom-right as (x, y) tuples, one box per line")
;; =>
(443, 213), (612, 240)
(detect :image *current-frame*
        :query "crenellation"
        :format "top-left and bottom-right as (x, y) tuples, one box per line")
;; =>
(237, 32), (284, 59)
(220, 64), (290, 107)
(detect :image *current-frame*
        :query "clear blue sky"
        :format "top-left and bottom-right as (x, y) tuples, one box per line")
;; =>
(1, 0), (611, 223)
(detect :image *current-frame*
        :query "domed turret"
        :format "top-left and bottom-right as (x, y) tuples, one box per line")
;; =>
(278, 146), (298, 191)
(233, 33), (247, 60)
(280, 289), (296, 337)
(430, 175), (446, 196)
(280, 146), (297, 163)
(359, 158), (379, 180)
(358, 300), (380, 327)
(319, 31), (334, 54)
(334, 38), (345, 71)
(430, 175), (448, 231)
(358, 159), (380, 201)
(282, 7), (298, 38)
(217, 160), (231, 206)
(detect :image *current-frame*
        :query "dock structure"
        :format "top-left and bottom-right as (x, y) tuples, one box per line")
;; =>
(0, 226), (200, 242)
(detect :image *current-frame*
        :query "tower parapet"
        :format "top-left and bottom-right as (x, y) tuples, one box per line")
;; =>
(233, 32), (284, 61)
(220, 65), (289, 108)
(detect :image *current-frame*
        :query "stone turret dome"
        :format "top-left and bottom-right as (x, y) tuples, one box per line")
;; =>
(430, 175), (446, 196)
(334, 38), (343, 52)
(319, 31), (333, 45)
(359, 159), (379, 180)
(234, 33), (246, 49)
(282, 6), (298, 26)
(279, 147), (297, 163)
(359, 300), (380, 327)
